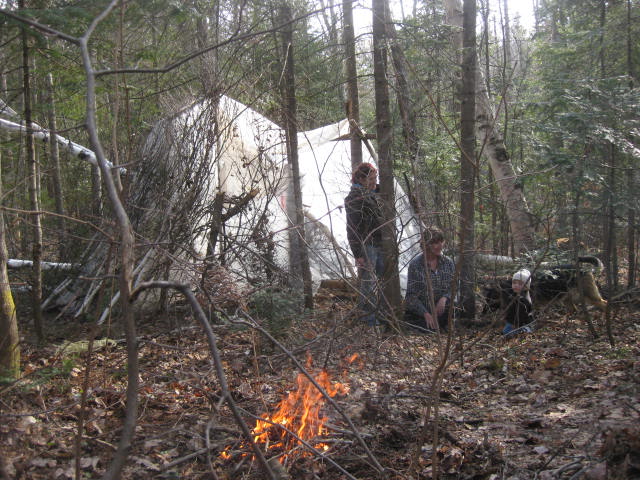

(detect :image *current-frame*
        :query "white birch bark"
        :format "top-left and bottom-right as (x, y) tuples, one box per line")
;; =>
(445, 0), (535, 255)
(6, 259), (78, 270)
(0, 115), (124, 173)
(475, 79), (535, 254)
(44, 71), (67, 259)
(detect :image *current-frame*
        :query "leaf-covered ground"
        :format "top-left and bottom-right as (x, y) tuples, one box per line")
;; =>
(1, 295), (639, 479)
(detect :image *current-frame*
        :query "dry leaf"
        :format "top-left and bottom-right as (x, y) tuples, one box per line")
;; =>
(17, 416), (37, 433)
(531, 369), (552, 383)
(237, 382), (252, 396)
(144, 439), (164, 450)
(80, 457), (100, 469)
(131, 456), (160, 471)
(29, 457), (57, 468)
(54, 466), (74, 479)
(544, 358), (562, 370)
(584, 461), (607, 480)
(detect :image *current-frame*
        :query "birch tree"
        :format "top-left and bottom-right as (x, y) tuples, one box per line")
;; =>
(445, 0), (535, 256)
(44, 69), (66, 260)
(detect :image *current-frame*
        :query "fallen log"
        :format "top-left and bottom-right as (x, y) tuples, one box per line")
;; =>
(7, 259), (78, 270)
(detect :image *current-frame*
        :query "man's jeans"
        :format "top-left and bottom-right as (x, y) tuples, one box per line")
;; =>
(357, 244), (384, 326)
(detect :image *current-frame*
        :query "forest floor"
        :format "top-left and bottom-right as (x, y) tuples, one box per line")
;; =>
(1, 291), (639, 480)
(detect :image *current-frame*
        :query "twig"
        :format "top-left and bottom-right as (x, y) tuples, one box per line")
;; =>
(159, 443), (223, 471)
(534, 457), (586, 480)
(556, 459), (584, 474)
(0, 401), (79, 417)
(90, 438), (117, 451)
(205, 417), (222, 480)
(323, 422), (373, 437)
(568, 466), (588, 480)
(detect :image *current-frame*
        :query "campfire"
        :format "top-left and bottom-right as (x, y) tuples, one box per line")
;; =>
(252, 359), (349, 459)
(222, 355), (353, 465)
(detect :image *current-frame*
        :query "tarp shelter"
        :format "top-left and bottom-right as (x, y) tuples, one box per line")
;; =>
(178, 95), (421, 290)
(46, 96), (421, 318)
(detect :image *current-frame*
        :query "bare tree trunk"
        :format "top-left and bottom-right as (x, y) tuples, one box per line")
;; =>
(0, 139), (19, 380)
(606, 149), (619, 291)
(626, 0), (636, 289)
(599, 0), (613, 345)
(572, 151), (584, 256)
(599, 1), (618, 294)
(44, 69), (66, 260)
(113, 2), (128, 195)
(604, 143), (616, 346)
(500, 0), (512, 140)
(479, 0), (501, 255)
(342, 0), (362, 169)
(627, 165), (637, 288)
(0, 43), (18, 380)
(279, 3), (314, 310)
(480, 0), (491, 98)
(533, 0), (541, 34)
(76, 9), (140, 475)
(20, 0), (43, 341)
(459, 0), (476, 320)
(372, 0), (402, 322)
(194, 0), (224, 291)
(384, 2), (418, 161)
(573, 149), (597, 339)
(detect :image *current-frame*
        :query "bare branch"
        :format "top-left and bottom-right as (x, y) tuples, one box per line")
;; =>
(92, 9), (324, 78)
(131, 280), (277, 480)
(0, 8), (79, 44)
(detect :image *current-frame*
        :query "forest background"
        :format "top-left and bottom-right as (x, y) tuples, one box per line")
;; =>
(0, 0), (639, 479)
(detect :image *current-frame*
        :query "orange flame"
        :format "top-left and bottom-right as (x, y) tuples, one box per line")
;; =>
(220, 446), (231, 460)
(252, 357), (348, 459)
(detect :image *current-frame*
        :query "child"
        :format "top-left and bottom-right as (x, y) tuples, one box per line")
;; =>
(502, 268), (535, 336)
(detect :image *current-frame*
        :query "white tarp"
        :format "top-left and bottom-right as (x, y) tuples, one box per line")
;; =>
(191, 96), (421, 291)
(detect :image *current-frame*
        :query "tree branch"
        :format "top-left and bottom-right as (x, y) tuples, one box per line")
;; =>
(0, 7), (79, 44)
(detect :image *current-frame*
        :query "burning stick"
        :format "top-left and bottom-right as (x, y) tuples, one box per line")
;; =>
(237, 409), (359, 480)
(233, 314), (386, 474)
(252, 361), (348, 458)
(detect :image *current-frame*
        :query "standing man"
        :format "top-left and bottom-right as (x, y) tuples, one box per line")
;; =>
(345, 162), (384, 326)
(404, 227), (456, 332)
